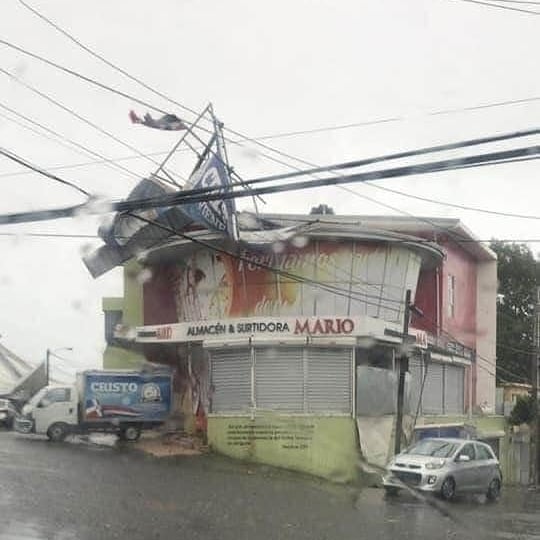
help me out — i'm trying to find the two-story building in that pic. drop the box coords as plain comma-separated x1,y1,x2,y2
102,213,501,482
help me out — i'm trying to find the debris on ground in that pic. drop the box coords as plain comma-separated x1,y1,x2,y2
135,432,208,457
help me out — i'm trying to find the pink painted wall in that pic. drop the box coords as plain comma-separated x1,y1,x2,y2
411,268,439,336
440,241,477,350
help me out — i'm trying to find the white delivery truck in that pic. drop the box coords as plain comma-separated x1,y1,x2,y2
15,369,172,442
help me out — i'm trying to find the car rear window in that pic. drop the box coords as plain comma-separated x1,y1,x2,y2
407,439,459,458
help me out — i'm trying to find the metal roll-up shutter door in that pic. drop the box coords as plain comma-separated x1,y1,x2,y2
255,347,304,412
422,361,444,414
408,356,423,415
307,347,352,413
444,364,465,414
210,348,252,413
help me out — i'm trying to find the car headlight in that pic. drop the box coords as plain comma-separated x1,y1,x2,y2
425,459,446,470
0,412,6,420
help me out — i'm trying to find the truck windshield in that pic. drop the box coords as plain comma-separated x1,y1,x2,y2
27,388,49,408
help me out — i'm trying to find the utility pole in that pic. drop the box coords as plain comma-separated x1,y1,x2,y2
46,348,50,386
531,287,540,487
395,289,412,455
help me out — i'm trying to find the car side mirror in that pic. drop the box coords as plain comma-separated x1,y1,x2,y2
457,454,470,462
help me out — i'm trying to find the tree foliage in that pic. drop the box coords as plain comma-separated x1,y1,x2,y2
489,241,540,384
509,394,536,426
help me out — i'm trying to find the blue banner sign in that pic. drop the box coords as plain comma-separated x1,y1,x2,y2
82,371,172,422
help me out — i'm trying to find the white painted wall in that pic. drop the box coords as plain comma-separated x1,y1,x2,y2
475,260,497,411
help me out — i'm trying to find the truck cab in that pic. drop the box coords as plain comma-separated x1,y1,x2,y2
19,385,78,440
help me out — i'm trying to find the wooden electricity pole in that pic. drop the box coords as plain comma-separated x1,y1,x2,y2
395,289,412,455
531,287,540,486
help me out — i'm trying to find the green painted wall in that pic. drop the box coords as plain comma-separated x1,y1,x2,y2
123,260,144,327
102,345,146,370
101,261,145,370
208,414,359,483
102,297,124,312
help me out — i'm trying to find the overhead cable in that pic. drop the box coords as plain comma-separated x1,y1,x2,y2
0,100,149,182
0,145,537,225
450,0,540,14
1,34,539,176
0,67,182,187
240,127,540,185
0,147,89,197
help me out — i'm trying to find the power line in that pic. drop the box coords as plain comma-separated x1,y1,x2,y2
0,67,182,187
16,0,540,176
417,311,530,383
124,146,540,212
0,108,92,161
2,19,539,224
216,125,540,251
490,0,540,5
5,230,540,244
0,145,537,225
0,100,148,182
0,149,170,178
0,147,90,196
497,342,534,356
450,0,540,14
429,96,540,115
2,30,539,179
360,159,540,221
0,19,538,249
0,107,181,185
242,128,540,185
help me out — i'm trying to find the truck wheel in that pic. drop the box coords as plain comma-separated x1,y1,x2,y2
47,423,69,442
120,425,141,442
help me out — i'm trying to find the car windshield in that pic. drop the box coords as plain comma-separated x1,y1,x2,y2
406,440,459,458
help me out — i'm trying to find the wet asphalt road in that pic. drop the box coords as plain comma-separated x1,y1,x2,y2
1,429,540,540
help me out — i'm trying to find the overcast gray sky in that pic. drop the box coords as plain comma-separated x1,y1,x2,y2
0,0,538,376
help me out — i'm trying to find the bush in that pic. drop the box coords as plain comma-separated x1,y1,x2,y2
509,394,537,426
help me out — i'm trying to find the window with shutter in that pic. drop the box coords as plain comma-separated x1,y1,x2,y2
306,347,352,413
210,348,252,413
422,361,444,414
444,364,465,414
254,347,304,412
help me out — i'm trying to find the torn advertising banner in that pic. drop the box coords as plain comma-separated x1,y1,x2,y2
183,152,237,240
83,157,237,277
83,177,193,278
129,110,187,131
83,117,239,278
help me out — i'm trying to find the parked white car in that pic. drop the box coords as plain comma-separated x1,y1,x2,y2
383,438,502,501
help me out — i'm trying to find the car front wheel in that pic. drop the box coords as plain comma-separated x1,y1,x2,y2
440,477,456,501
486,478,501,501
